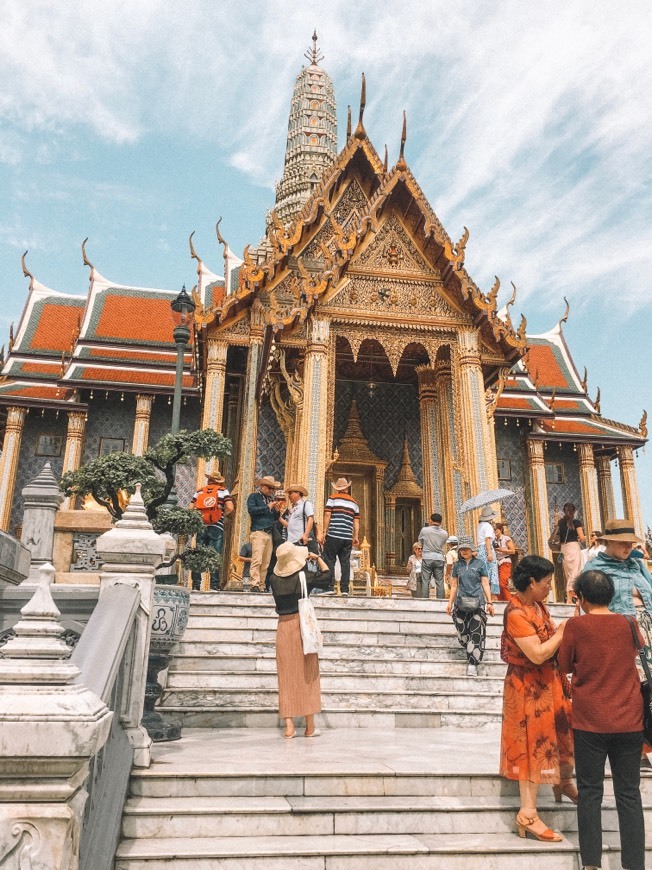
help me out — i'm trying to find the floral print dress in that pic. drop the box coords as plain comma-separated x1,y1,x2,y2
500,596,573,783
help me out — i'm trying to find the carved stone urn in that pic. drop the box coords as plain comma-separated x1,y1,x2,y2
141,577,190,742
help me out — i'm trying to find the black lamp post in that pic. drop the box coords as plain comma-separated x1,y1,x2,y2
170,285,195,435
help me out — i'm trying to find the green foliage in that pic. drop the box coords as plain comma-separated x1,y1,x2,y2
179,544,222,575
153,506,205,538
61,452,161,518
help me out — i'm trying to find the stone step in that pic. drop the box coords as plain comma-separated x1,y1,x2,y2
170,655,509,676
161,686,502,713
160,708,501,729
185,614,508,635
114,831,644,869
180,627,506,647
121,792,651,839
174,638,506,658
164,670,507,695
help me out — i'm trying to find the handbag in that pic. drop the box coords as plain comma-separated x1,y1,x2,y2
298,570,323,655
302,502,320,571
456,594,481,613
626,617,652,745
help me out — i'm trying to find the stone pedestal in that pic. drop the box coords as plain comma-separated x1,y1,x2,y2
20,462,64,585
0,563,112,869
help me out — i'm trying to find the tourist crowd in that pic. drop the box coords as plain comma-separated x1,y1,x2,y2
190,472,651,869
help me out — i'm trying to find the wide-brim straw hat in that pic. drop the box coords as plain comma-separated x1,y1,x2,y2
286,483,308,497
479,506,497,521
446,535,459,544
598,519,640,544
255,475,281,489
457,535,477,551
274,541,310,577
332,477,352,491
205,472,225,483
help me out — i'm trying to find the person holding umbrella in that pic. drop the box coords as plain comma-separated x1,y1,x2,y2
477,505,500,598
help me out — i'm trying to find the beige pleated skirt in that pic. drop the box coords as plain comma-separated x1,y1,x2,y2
276,613,321,718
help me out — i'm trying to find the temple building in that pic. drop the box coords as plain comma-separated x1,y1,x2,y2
0,37,647,586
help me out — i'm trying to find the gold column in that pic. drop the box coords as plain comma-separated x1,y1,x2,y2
526,438,550,558
61,410,87,510
578,443,601,538
132,394,154,457
595,454,616,527
384,495,396,574
374,467,386,570
295,319,331,515
434,360,458,534
416,366,440,520
618,445,645,540
0,406,27,531
456,329,497,520
228,316,264,589
196,338,229,485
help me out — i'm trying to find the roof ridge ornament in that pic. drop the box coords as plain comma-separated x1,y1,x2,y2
304,29,323,66
383,145,388,173
355,73,366,139
397,111,407,170
81,237,95,277
639,410,648,439
21,250,35,292
581,366,588,393
189,230,201,266
559,295,570,327
346,105,352,139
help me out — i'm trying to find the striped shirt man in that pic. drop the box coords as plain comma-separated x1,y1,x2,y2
323,493,360,541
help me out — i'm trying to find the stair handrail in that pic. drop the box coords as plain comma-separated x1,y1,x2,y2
71,582,141,870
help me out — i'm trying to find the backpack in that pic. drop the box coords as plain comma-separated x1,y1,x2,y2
194,485,223,525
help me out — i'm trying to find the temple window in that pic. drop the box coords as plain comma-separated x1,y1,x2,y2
545,461,565,484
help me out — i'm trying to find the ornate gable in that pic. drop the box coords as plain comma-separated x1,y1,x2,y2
351,213,437,277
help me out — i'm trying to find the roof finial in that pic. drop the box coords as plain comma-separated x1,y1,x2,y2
215,217,230,262
81,237,94,275
304,30,323,66
581,366,588,392
383,144,388,173
559,295,570,326
397,111,407,170
189,230,200,263
639,409,648,439
355,73,366,139
506,281,517,310
21,250,35,291
594,386,601,414
346,105,352,140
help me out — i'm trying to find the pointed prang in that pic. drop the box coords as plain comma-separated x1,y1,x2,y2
397,111,407,170
346,105,352,139
304,29,324,66
354,73,366,139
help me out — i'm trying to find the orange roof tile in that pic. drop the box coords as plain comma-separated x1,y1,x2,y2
94,296,194,345
30,303,80,353
526,344,568,389
70,366,195,388
86,347,179,364
0,385,66,400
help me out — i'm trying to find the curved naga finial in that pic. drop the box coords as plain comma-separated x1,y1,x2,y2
189,230,200,264
346,105,352,140
355,73,366,138
559,295,570,326
506,281,517,311
487,276,500,308
516,313,527,343
21,250,35,290
215,217,229,259
383,144,388,173
594,386,601,414
639,409,648,439
81,237,94,273
397,111,407,169
581,366,588,393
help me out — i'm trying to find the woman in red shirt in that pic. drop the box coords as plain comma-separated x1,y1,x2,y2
558,569,645,870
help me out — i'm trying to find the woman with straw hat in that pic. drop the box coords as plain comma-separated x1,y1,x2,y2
269,541,331,738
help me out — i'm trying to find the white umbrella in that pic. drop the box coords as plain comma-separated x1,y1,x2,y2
460,488,515,514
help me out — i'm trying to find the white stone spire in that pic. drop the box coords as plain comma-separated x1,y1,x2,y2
273,31,338,227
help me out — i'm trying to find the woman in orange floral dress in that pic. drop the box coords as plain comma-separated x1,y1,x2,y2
500,555,575,843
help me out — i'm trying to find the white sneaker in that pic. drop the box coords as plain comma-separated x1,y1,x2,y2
466,663,478,677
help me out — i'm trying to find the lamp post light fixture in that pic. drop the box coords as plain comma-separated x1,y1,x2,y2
170,285,195,435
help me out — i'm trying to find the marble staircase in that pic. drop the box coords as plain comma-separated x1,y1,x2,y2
115,728,652,869
160,592,518,729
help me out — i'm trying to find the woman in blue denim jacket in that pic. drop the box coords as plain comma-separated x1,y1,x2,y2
583,518,652,654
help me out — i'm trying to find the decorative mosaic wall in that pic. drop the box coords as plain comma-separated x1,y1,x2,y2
494,419,528,551
543,441,582,531
147,397,201,506
255,399,287,484
334,381,423,490
10,409,68,532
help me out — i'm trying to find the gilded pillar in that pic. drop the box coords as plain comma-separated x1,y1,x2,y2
384,496,396,574
456,330,497,524
526,438,550,558
578,443,601,538
132,394,154,457
223,380,241,485
229,315,264,584
196,338,229,485
374,467,386,570
0,406,27,531
434,360,458,533
61,411,87,511
294,319,331,514
618,445,645,540
416,366,440,520
595,454,616,527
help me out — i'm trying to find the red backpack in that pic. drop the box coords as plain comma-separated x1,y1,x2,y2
194,486,223,525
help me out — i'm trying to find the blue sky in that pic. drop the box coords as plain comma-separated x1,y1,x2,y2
1,1,651,527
